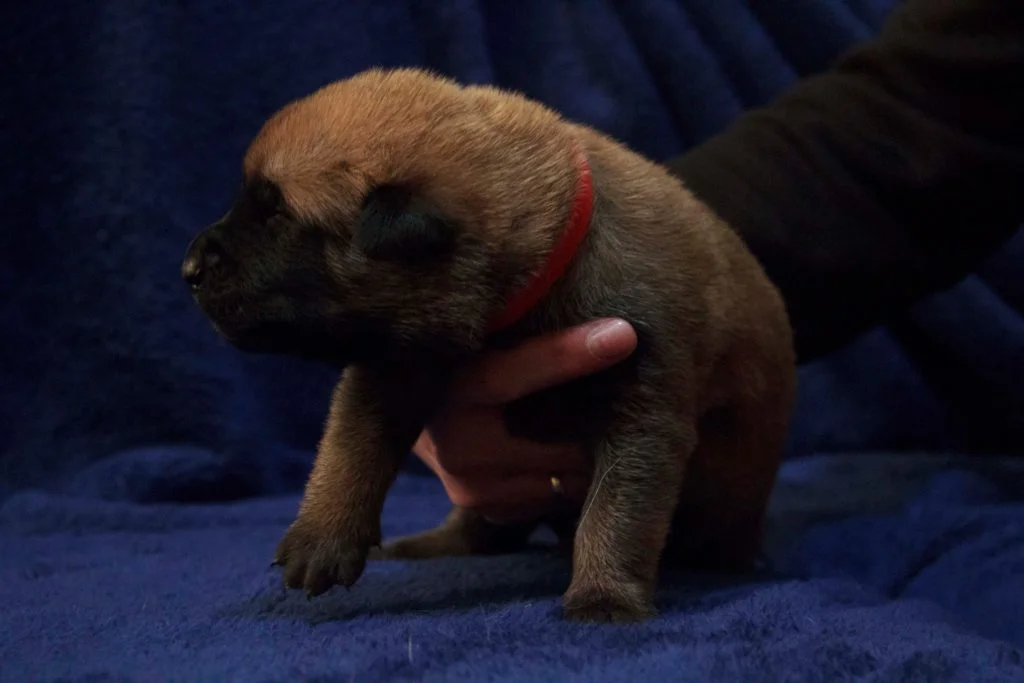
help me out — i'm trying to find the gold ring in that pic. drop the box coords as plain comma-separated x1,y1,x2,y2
550,475,565,496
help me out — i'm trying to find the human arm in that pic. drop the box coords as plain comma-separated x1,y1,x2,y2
666,0,1024,362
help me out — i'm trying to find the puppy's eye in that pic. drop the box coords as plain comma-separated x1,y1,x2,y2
265,212,288,229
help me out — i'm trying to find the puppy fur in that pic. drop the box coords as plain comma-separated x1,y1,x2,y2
182,68,797,622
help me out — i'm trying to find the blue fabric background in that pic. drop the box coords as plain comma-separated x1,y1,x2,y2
3,0,1024,680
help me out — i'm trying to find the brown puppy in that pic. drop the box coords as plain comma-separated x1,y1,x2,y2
182,68,796,622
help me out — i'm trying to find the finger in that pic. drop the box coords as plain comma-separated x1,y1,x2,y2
411,430,438,468
450,318,637,406
416,410,588,476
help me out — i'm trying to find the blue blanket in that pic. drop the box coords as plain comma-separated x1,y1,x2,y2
4,0,1024,680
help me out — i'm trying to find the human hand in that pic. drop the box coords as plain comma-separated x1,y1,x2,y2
413,318,638,522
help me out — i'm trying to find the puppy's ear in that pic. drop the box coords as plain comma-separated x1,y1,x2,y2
356,184,459,263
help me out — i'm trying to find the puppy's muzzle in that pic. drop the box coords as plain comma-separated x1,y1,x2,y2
181,230,224,290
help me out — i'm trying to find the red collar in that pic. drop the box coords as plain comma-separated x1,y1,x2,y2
487,146,594,332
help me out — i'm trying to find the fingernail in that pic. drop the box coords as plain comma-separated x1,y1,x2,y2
585,319,635,360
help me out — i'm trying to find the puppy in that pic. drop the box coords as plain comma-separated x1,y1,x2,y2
182,68,796,622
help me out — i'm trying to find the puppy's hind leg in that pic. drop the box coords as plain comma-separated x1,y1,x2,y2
664,346,796,573
561,375,694,623
372,506,537,560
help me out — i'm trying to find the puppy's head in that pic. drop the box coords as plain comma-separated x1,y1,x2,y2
183,68,580,365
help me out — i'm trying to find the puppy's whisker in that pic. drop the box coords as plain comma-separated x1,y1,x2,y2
577,449,625,530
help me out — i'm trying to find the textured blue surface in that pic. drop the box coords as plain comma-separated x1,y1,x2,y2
3,0,1024,680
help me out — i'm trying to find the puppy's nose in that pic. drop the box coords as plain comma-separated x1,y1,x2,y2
181,234,223,288
181,254,205,286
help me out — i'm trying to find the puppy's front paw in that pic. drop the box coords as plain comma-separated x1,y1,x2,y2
562,584,654,624
272,517,378,597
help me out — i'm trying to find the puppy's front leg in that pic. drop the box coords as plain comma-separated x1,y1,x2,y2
274,365,434,597
562,378,694,623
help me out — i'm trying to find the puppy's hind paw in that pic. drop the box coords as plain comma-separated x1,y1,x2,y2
368,528,473,561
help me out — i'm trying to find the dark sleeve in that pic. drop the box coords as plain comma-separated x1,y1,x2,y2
665,0,1024,363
